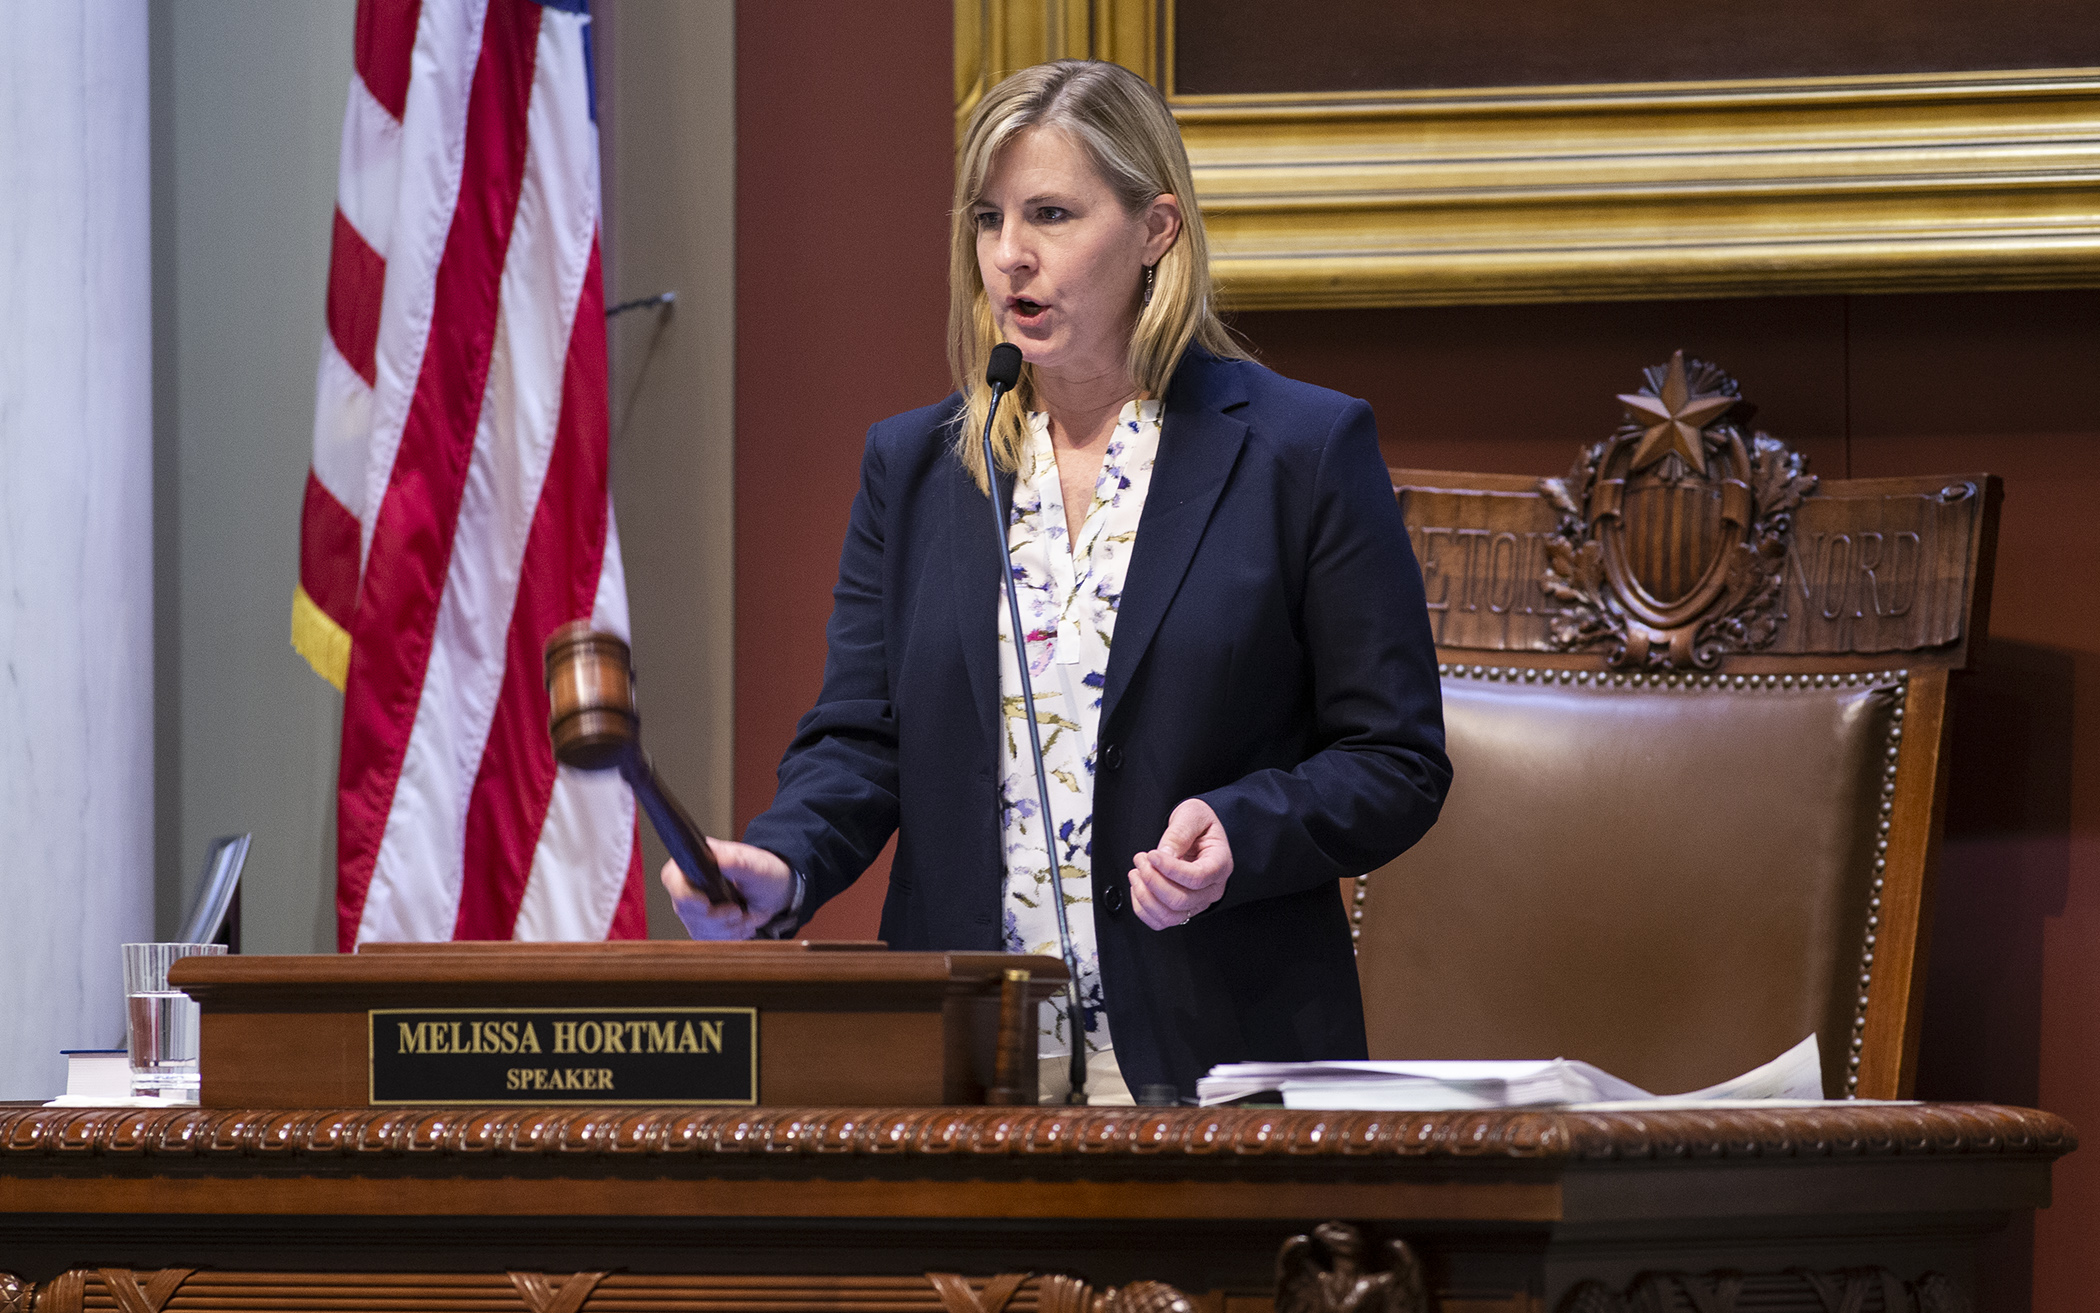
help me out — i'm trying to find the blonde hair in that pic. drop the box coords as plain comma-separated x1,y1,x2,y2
948,60,1243,489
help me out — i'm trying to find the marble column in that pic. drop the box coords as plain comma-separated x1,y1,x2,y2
0,1,155,1099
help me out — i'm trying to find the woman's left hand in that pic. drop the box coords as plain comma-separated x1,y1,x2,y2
1128,797,1233,930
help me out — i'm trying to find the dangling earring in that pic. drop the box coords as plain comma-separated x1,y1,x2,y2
1141,263,1156,308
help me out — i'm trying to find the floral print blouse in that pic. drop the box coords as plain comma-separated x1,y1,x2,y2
999,399,1162,1062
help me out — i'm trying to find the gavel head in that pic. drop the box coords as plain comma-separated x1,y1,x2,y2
543,621,638,771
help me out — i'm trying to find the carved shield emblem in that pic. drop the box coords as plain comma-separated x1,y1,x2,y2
1620,477,1723,606
1538,352,1818,668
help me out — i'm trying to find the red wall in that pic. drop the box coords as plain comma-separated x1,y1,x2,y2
733,0,957,936
733,3,2099,1299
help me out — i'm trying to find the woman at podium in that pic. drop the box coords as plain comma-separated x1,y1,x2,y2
663,60,1450,1104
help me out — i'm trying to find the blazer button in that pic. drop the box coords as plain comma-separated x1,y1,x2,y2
1100,742,1124,771
1101,885,1126,915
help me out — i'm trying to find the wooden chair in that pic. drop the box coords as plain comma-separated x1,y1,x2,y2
1355,352,1999,1100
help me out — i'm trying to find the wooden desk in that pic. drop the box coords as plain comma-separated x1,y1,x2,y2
0,1103,2073,1313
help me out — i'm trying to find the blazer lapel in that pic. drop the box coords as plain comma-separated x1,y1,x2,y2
950,458,1017,751
1100,353,1248,730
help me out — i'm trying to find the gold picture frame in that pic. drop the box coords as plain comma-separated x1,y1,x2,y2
957,0,2100,309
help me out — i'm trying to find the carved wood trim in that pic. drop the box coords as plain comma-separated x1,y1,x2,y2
1105,1283,1199,1313
0,1104,2071,1167
509,1270,607,1313
930,1271,1032,1313
0,1270,1183,1313
95,1268,193,1313
1556,1266,1971,1313
1263,1232,1978,1313
1534,354,1822,670
1393,356,1998,672
1276,1223,1427,1313
33,1270,81,1313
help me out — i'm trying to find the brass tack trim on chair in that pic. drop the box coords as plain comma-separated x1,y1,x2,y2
1360,663,1912,1097
1843,668,1911,1097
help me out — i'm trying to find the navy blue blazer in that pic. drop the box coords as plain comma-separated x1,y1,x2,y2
743,348,1451,1096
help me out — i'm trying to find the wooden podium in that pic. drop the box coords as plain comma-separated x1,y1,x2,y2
170,942,1068,1108
4,944,2055,1310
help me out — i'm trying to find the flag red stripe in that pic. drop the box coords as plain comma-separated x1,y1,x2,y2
354,0,423,120
453,240,610,939
299,471,363,626
608,834,648,939
326,208,386,387
336,0,544,949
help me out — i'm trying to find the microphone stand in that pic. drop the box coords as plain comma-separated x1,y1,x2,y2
980,351,1089,1105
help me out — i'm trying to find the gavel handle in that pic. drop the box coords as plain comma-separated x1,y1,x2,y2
619,749,748,914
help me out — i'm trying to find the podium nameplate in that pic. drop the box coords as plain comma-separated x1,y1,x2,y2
368,1007,758,1106
172,944,1069,1108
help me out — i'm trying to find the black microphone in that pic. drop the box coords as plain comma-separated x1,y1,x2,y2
979,342,1090,1105
986,341,1023,393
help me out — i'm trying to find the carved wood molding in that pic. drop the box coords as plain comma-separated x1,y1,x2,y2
1267,1225,1978,1313
0,1104,2070,1167
1537,353,1818,670
0,1270,1174,1313
1396,354,1996,670
1556,1266,1970,1313
1277,1223,1428,1313
511,1270,607,1313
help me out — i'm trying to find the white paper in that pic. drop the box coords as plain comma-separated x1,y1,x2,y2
61,1050,133,1099
1676,1033,1824,1100
1199,1034,1829,1109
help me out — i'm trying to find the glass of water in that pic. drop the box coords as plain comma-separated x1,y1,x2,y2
123,942,227,1099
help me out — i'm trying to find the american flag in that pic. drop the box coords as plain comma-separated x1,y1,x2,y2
294,0,646,948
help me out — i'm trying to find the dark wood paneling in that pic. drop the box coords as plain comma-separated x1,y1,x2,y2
1175,0,2100,94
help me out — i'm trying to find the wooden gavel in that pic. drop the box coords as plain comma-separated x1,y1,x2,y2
543,621,746,913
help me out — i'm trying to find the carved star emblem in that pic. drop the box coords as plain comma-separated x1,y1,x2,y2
1616,350,1734,477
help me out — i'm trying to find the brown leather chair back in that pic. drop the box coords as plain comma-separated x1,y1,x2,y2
1357,353,1999,1099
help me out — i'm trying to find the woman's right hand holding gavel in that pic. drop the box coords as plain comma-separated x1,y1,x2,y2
660,840,797,939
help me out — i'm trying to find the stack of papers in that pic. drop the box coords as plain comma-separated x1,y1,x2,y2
1198,1034,1827,1109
